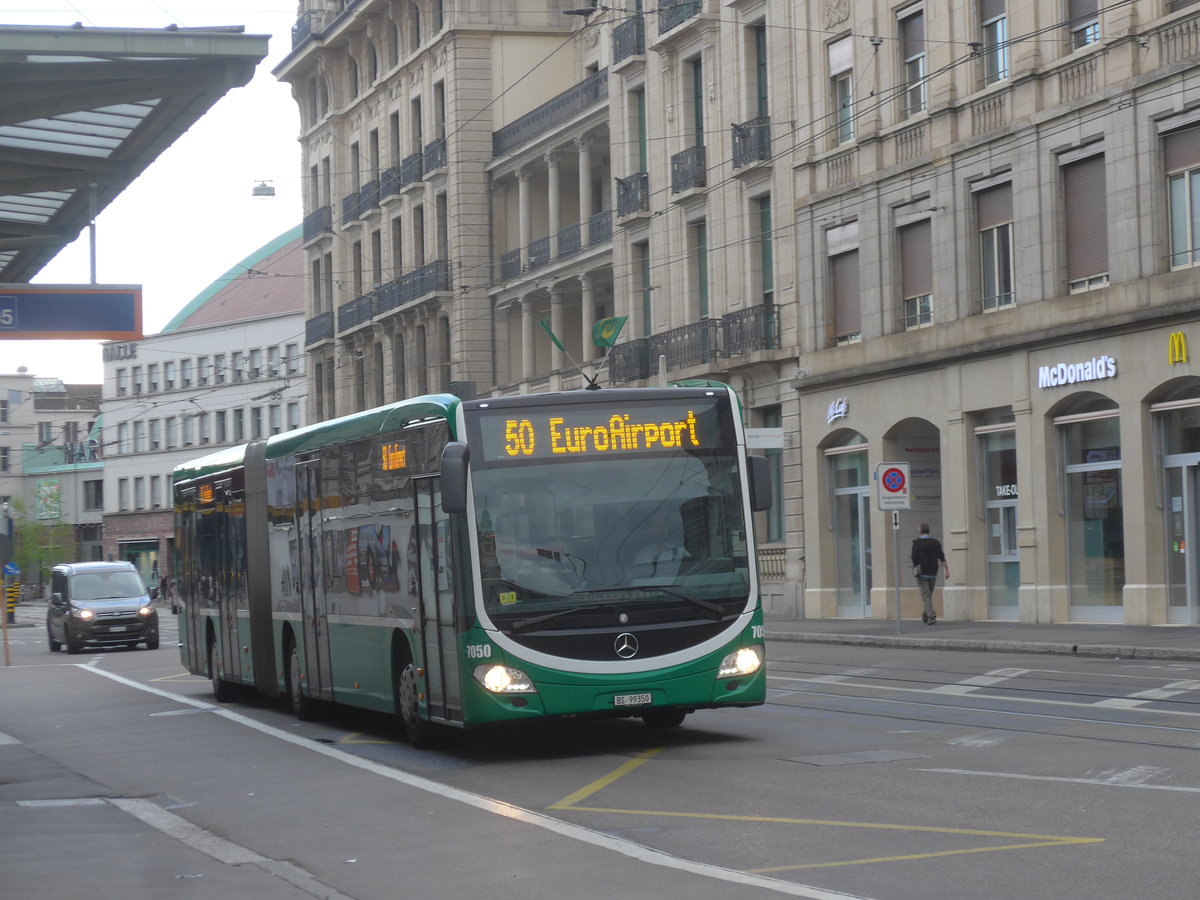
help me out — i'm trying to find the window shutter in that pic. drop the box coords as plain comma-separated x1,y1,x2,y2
900,219,933,298
900,11,925,59
1063,155,1108,280
828,36,853,75
831,250,861,337
976,183,1013,230
1164,126,1200,174
979,0,1005,22
1068,0,1097,24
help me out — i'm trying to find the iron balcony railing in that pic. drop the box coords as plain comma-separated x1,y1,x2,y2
612,14,645,63
617,172,650,216
588,209,613,244
341,191,360,224
723,303,778,356
492,69,608,157
658,0,702,34
306,311,334,345
376,259,453,313
359,179,380,214
603,303,777,383
303,205,331,241
671,144,706,193
290,0,364,49
423,137,447,173
401,152,424,186
732,116,771,168
337,293,376,332
381,166,402,198
500,249,521,280
528,236,551,270
557,222,582,258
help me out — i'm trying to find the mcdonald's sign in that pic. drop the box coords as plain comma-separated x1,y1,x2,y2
1169,331,1189,366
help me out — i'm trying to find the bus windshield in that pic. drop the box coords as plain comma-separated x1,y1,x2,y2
466,394,752,629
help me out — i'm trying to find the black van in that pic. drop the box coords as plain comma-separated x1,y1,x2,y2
47,561,160,653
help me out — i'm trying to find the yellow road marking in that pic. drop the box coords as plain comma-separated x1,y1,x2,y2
338,732,396,746
549,752,1103,872
547,748,665,809
150,673,207,683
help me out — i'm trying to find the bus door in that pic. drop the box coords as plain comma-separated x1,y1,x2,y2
415,476,462,723
214,480,241,685
177,488,206,673
295,457,333,701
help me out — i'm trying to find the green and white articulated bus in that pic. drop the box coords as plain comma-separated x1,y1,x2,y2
173,385,771,745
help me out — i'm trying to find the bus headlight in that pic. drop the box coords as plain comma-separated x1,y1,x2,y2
474,664,537,694
717,645,763,678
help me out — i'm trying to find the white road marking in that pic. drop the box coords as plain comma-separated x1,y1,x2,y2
79,665,873,900
917,768,1200,793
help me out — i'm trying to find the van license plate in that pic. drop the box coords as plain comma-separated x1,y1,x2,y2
108,625,127,633
614,692,651,707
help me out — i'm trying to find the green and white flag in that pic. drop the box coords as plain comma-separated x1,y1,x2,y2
591,315,627,348
538,318,565,351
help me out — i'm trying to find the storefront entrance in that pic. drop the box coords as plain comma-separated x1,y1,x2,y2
1164,460,1200,624
831,449,871,617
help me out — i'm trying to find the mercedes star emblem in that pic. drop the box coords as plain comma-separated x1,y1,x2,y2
614,632,639,659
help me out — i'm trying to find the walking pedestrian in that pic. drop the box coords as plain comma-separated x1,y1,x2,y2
911,523,949,625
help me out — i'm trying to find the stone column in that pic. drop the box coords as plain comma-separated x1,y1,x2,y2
521,295,536,381
546,150,561,258
580,272,597,363
577,136,593,235
550,283,566,372
518,167,532,271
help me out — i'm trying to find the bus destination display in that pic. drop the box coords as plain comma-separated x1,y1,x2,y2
474,400,724,462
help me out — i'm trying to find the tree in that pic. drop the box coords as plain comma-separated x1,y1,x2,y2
8,499,76,592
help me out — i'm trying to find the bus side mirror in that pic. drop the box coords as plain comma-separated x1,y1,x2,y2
441,442,470,514
748,455,772,512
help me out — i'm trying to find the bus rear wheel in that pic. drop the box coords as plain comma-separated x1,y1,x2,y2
208,641,237,703
397,663,435,749
287,643,318,721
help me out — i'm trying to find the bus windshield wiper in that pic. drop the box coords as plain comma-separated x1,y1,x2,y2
507,603,610,633
570,586,728,620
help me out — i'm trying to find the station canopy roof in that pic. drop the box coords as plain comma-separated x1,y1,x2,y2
0,23,269,284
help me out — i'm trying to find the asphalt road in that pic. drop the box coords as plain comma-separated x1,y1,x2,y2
3,615,1199,899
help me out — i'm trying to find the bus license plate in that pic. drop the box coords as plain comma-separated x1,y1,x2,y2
614,692,652,707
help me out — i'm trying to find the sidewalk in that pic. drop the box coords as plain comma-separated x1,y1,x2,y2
765,614,1200,661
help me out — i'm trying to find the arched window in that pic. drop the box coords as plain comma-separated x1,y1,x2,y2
348,56,360,100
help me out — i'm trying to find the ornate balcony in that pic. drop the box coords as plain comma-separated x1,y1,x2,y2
492,69,608,157
423,137,447,174
359,179,380,214
375,259,453,313
612,14,645,64
670,145,706,193
651,319,720,369
557,222,582,258
617,172,649,217
338,293,376,332
401,152,424,186
381,166,402,199
608,338,651,382
303,205,331,242
528,236,551,270
658,0,701,35
732,116,771,169
305,311,334,345
588,209,613,244
723,303,777,356
341,191,360,224
500,249,521,280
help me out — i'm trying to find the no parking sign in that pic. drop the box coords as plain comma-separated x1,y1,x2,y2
876,462,911,511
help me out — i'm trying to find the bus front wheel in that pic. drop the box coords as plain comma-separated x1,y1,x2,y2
642,709,688,729
397,663,436,749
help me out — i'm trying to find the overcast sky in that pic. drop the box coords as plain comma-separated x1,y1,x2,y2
3,1,303,385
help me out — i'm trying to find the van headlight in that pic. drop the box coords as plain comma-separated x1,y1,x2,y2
138,604,155,617
473,664,536,694
71,606,95,620
718,645,763,678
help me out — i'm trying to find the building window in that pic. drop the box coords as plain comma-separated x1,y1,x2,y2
233,352,246,382
1063,154,1109,291
118,423,130,454
828,222,861,344
181,358,192,387
233,408,244,443
268,345,281,376
0,447,8,472
900,219,933,328
116,368,127,397
760,406,784,542
354,354,367,411
118,478,129,511
182,416,194,446
315,363,326,421
270,405,282,435
216,410,227,444
198,412,210,444
1068,0,1099,49
249,348,262,379
131,366,143,394
133,421,146,453
84,479,103,510
287,402,300,432
38,421,53,444
165,417,178,449
980,0,1008,84
286,343,300,374
150,475,160,509
754,195,774,308
147,364,158,392
828,36,854,145
214,354,226,384
1167,126,1200,269
149,419,160,450
899,8,926,117
164,361,175,389
197,356,210,385
977,183,1014,311
251,406,263,440
689,219,709,318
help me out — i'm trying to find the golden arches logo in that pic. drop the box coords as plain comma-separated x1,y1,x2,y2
1169,331,1189,366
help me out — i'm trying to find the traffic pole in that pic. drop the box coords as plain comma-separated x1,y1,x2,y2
1,573,9,667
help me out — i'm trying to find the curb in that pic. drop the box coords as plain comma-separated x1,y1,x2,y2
765,630,1200,662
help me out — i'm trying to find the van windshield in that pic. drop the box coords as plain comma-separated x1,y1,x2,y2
71,572,146,601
